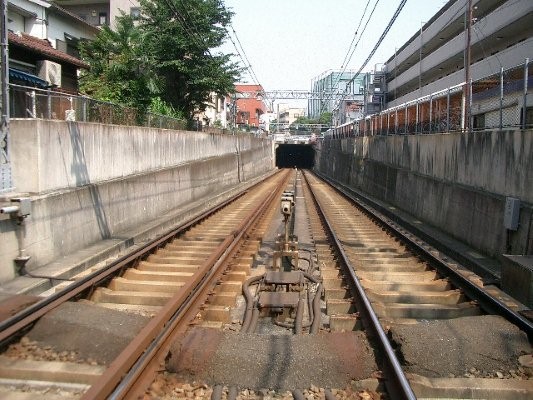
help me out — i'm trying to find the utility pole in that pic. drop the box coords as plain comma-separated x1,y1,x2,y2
0,0,12,191
463,0,473,132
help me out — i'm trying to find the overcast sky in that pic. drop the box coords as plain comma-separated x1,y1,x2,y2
219,0,448,95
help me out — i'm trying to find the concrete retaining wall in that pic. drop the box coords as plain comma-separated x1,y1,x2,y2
9,119,264,193
315,129,533,259
0,120,274,283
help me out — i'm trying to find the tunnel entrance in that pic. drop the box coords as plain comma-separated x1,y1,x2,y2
275,144,315,169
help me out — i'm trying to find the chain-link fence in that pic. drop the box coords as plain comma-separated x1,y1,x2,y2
9,84,187,130
327,59,532,138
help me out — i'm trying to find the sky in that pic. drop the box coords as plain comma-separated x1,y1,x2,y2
219,0,448,104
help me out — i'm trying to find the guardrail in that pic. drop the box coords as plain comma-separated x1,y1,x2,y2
9,84,187,130
327,59,532,138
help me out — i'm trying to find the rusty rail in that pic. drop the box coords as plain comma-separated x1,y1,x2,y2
81,170,291,400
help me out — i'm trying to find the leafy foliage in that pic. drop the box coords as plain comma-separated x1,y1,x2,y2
293,112,333,126
80,0,241,120
79,15,154,110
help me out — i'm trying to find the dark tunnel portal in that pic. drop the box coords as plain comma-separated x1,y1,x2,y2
275,144,315,169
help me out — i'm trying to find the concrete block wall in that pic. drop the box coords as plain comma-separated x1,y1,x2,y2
316,129,533,259
0,120,274,283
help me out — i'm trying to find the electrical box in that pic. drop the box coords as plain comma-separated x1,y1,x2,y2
504,197,520,231
12,197,31,217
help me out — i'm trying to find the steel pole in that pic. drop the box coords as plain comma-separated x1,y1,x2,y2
523,58,529,129
0,0,12,191
463,0,473,132
499,67,504,130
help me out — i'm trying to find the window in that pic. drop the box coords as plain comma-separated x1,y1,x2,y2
64,34,80,58
130,7,141,19
472,113,485,130
99,12,107,26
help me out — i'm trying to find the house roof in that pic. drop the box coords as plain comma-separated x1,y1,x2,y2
49,3,101,34
9,31,89,68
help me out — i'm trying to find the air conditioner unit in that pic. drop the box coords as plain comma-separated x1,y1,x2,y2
37,60,61,87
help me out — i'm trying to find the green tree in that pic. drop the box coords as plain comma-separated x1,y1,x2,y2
79,14,154,110
79,1,240,121
139,0,241,119
318,112,333,125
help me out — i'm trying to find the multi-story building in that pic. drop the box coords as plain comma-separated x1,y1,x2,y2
385,0,533,108
7,0,99,91
278,106,305,126
53,0,139,28
228,84,267,129
197,92,227,128
308,70,365,124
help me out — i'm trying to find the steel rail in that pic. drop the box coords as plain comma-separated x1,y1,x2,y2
316,172,533,341
0,191,248,346
82,170,291,400
303,171,416,400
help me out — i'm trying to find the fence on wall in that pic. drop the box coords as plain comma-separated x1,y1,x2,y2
328,59,533,138
9,84,187,130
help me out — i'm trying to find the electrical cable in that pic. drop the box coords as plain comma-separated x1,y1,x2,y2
340,0,372,69
334,0,409,112
317,0,380,117
229,23,261,86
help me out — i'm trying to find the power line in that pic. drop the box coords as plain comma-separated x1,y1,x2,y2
334,0,409,112
224,28,257,85
317,0,380,117
228,23,261,86
340,0,372,69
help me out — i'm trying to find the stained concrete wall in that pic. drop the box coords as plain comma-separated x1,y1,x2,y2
9,119,263,194
0,120,274,283
315,129,533,259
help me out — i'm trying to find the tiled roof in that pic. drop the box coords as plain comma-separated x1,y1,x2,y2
8,31,89,68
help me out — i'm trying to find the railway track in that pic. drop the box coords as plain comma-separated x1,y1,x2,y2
302,171,533,399
0,169,530,399
0,170,291,399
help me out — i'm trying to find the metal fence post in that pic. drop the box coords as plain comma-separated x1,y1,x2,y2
405,104,408,133
429,95,433,133
30,90,36,117
523,58,529,129
468,79,473,132
499,67,504,130
415,101,419,134
47,88,51,119
446,89,450,132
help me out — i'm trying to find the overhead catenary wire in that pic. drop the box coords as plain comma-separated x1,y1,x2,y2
224,28,259,85
334,0,409,112
228,23,261,86
318,0,380,117
223,24,271,108
340,0,372,69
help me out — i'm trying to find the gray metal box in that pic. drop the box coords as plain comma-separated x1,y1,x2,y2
504,197,520,231
12,197,31,217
